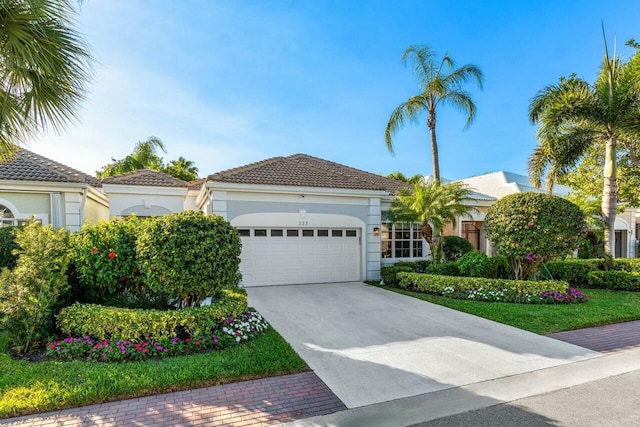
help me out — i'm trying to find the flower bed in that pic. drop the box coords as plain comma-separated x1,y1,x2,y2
46,311,269,362
397,272,587,304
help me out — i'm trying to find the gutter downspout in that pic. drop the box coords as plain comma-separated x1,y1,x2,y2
208,189,214,214
79,186,88,226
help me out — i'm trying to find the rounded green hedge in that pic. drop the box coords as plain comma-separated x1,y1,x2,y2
443,235,473,261
136,211,242,307
56,288,248,342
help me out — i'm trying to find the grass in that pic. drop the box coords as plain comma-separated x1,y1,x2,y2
0,328,307,419
369,283,640,335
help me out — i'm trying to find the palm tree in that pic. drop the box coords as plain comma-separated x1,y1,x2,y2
163,156,199,181
528,35,640,257
97,137,166,178
0,0,92,161
387,171,423,184
389,181,475,263
385,45,484,182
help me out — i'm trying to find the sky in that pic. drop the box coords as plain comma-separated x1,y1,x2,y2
30,0,640,181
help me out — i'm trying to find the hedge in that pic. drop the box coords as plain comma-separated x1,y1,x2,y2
57,288,248,342
0,226,19,269
381,266,415,286
397,272,568,295
543,259,604,287
587,270,640,291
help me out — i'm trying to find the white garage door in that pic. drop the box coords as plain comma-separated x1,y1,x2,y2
238,228,361,287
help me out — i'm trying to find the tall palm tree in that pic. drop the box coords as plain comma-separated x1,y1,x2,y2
389,181,475,263
529,34,640,257
0,0,92,161
97,137,166,178
385,45,483,182
164,156,199,181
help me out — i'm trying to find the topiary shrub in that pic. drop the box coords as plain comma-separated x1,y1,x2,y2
457,251,493,278
381,265,415,286
137,211,242,307
0,222,70,353
70,216,145,301
0,226,19,269
484,193,587,280
443,235,473,261
57,288,248,342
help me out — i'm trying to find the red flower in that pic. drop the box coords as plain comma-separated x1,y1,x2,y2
185,338,190,343
108,252,117,259
142,349,147,353
194,340,200,346
91,247,98,255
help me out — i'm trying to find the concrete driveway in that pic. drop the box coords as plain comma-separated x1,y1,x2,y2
248,282,600,409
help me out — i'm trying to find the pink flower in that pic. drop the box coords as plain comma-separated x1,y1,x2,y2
527,221,534,227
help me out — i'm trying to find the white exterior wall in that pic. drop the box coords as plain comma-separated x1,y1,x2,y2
102,185,187,217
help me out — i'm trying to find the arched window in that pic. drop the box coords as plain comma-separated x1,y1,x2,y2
0,204,15,227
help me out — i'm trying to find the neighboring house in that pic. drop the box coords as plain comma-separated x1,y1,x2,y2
0,149,109,230
101,169,192,217
455,171,637,258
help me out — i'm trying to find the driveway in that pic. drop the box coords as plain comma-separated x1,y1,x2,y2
248,282,600,409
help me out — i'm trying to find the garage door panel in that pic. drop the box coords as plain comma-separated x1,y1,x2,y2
240,228,361,286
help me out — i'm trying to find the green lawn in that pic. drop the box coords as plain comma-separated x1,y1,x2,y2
370,283,640,334
0,328,307,419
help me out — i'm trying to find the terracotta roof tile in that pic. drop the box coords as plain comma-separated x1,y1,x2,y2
187,178,207,191
207,154,411,194
101,169,188,187
0,148,101,187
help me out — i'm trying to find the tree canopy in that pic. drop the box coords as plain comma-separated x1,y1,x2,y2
97,137,199,181
0,0,93,161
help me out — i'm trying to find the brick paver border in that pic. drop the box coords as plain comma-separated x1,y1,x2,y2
546,319,640,353
1,371,346,427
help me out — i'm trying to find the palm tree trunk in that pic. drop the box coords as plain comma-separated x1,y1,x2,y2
602,137,617,258
427,111,440,182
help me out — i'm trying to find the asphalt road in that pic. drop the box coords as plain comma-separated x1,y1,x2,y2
415,369,640,427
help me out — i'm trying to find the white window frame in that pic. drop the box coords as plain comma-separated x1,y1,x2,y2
381,221,426,260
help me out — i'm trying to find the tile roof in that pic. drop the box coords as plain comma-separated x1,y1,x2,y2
0,148,101,187
187,178,207,191
101,169,188,188
207,154,412,194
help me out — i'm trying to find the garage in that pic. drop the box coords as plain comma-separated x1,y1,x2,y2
238,227,361,287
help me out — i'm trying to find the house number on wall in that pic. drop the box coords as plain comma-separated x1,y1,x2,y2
298,221,309,226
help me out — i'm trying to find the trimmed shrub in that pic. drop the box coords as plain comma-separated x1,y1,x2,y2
457,251,493,278
587,270,640,291
137,211,242,307
543,259,604,287
397,272,568,295
612,259,640,272
381,265,415,285
57,288,248,342
0,226,19,269
484,193,587,279
70,216,145,301
0,222,70,353
443,236,473,261
425,261,460,276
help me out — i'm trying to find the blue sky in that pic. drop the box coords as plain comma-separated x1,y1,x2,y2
32,1,640,180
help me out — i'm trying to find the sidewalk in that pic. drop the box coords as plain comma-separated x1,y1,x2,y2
546,319,640,353
0,372,345,427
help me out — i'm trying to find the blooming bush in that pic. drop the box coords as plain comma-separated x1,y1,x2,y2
483,193,587,280
442,286,588,304
46,311,269,361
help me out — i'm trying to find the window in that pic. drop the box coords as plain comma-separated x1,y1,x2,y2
346,230,357,237
238,229,250,237
271,229,283,237
332,230,343,237
287,229,299,237
302,230,314,237
318,229,329,237
254,229,267,237
0,204,15,227
381,222,424,258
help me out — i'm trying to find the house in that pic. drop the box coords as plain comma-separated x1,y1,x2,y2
0,149,109,230
454,171,637,258
101,169,193,217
